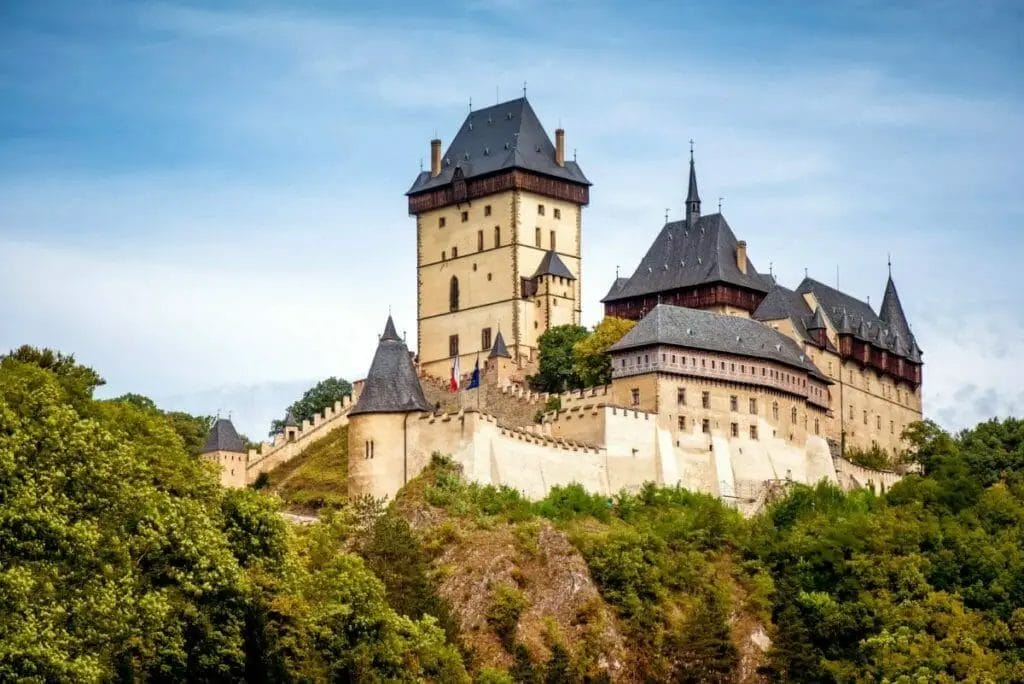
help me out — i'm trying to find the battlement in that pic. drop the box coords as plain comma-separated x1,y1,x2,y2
244,394,356,479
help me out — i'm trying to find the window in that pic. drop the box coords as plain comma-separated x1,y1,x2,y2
631,388,640,406
477,230,484,251
442,250,447,261
772,401,779,420
365,440,375,459
449,276,460,311
494,225,501,247
730,395,738,412
677,388,686,405
749,398,757,414
702,419,710,434
535,227,541,247
481,327,492,351
678,416,686,430
484,205,492,216
750,425,758,440
702,391,710,409
452,246,458,258
791,407,798,423
554,207,561,219
644,354,649,364
461,210,468,222
449,334,459,357
731,363,735,371
439,217,446,228
863,410,868,425
731,423,739,437
877,415,882,429
538,204,545,216
672,354,676,363
890,420,895,434
550,230,556,250
712,360,716,369
814,419,820,435
487,273,492,281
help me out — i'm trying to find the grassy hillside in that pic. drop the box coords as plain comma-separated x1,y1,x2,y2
266,424,348,510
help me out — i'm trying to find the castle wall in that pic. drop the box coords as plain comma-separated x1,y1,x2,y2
833,454,905,492
244,396,354,482
204,450,248,489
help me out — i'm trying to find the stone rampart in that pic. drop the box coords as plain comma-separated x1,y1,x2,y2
245,394,355,480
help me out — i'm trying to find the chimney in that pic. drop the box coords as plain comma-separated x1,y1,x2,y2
430,138,442,177
736,240,748,274
555,128,565,167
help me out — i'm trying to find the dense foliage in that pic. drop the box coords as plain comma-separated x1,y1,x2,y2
270,376,353,435
571,317,636,387
533,318,634,393
3,345,1023,681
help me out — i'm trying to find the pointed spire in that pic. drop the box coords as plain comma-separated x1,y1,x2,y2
283,409,299,428
381,314,401,342
686,140,701,226
807,307,826,331
489,330,511,358
879,272,915,357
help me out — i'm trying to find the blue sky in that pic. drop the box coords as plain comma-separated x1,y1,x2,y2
1,0,1022,438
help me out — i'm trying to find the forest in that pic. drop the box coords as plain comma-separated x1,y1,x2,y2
1,346,1022,682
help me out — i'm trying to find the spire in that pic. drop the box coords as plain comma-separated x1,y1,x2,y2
349,315,431,416
283,409,299,428
879,274,914,351
488,330,511,358
686,139,701,226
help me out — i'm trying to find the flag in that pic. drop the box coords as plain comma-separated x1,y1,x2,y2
468,356,480,389
449,355,461,392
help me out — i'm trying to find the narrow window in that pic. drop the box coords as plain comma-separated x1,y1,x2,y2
730,395,738,412
461,210,468,222
731,423,739,438
550,230,556,250
452,246,458,258
487,273,492,281
481,327,492,351
631,388,640,406
535,227,541,247
538,204,545,216
772,401,779,420
749,398,757,414
791,407,798,423
477,230,484,251
449,276,460,311
702,419,710,434
494,225,501,247
677,388,686,405
439,216,446,228
750,425,758,440
890,420,895,434
442,250,447,261
678,416,686,430
484,204,492,216
863,410,868,425
553,207,561,219
449,334,459,357
877,415,882,429
702,391,710,409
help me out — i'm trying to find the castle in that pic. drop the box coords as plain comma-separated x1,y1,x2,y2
202,97,923,512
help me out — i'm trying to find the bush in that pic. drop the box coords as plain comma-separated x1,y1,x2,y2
535,484,612,522
845,444,893,470
487,583,529,650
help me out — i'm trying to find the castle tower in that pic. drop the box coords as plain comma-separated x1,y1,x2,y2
347,315,432,500
200,417,248,488
407,97,591,379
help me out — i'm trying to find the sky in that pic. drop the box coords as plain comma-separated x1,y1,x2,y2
1,0,1022,439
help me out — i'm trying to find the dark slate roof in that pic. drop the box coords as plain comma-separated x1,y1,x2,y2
349,316,432,416
407,97,589,195
807,307,826,330
753,284,838,352
879,276,913,345
797,277,921,362
283,409,299,428
602,277,630,302
489,330,511,358
686,155,700,204
532,250,575,280
609,304,830,382
604,214,770,302
201,418,246,454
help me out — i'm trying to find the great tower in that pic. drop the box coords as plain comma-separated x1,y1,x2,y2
407,97,590,380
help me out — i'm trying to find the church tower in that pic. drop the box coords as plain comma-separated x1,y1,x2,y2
407,97,590,380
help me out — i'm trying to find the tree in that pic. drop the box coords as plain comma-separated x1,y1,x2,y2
572,317,635,387
3,345,104,412
270,376,352,434
533,325,588,393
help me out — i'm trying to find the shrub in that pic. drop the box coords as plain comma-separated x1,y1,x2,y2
535,483,612,522
487,583,529,650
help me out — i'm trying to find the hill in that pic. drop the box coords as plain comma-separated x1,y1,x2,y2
264,424,348,511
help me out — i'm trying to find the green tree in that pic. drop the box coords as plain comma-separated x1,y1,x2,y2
533,325,588,393
571,316,635,387
270,376,353,434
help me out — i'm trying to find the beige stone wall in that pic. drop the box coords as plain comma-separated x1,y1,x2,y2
415,189,582,379
244,395,355,482
347,412,412,500
204,450,248,489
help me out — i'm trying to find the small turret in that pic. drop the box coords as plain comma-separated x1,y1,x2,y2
685,143,701,227
806,307,828,347
201,418,248,488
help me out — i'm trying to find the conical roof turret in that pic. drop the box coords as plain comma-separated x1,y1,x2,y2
349,315,431,416
879,275,913,344
489,330,511,358
283,409,299,428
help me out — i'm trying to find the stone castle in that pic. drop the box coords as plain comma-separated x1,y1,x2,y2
202,97,923,512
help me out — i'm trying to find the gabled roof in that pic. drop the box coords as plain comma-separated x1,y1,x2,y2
349,316,432,416
532,250,575,280
601,277,630,302
753,284,837,351
609,304,829,382
489,330,511,358
605,214,770,302
407,97,589,195
201,418,246,454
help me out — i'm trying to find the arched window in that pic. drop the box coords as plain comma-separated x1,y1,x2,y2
450,276,460,311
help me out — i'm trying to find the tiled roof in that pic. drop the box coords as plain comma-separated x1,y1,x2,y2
201,418,246,454
604,214,770,302
407,97,589,195
601,277,630,302
609,304,829,382
283,409,299,428
489,330,511,358
532,250,575,280
753,284,837,352
349,315,432,416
